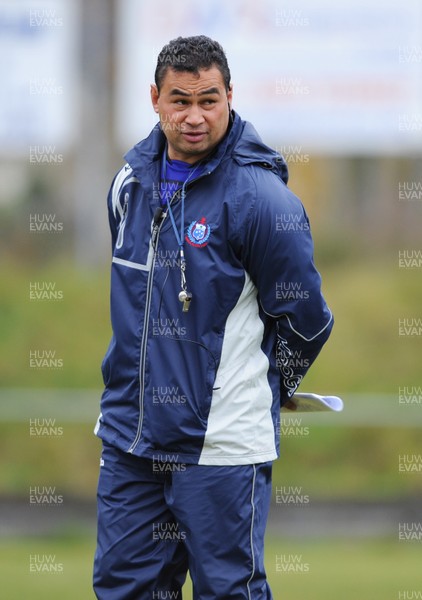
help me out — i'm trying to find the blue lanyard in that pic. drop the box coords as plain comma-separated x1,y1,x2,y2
160,147,202,310
161,155,186,256
161,149,204,255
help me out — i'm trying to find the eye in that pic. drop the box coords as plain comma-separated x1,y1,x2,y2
175,99,188,106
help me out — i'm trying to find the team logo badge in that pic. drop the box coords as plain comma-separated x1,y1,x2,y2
185,217,211,248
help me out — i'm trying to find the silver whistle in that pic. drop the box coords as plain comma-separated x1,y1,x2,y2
178,290,192,312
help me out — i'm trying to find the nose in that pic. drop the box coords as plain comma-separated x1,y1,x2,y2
185,103,205,128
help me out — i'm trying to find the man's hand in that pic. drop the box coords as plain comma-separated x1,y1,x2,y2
282,399,297,411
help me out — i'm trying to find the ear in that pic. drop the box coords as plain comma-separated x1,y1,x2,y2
227,84,233,110
150,84,160,113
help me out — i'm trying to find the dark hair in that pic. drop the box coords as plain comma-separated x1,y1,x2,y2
155,35,231,92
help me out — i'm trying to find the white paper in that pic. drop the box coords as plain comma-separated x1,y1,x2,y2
282,393,344,412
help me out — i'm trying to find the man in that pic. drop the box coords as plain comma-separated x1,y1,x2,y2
94,35,333,599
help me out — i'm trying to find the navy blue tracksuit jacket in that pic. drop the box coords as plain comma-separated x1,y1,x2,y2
95,111,333,466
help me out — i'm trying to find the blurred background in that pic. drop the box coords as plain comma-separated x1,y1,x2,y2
0,0,421,598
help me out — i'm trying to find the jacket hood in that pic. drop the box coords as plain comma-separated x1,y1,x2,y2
230,116,289,184
124,111,289,185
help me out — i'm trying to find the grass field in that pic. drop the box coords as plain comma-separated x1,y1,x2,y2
1,534,420,599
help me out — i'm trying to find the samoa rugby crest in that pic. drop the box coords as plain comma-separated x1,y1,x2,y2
185,217,211,248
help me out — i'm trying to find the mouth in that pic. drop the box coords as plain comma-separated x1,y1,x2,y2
181,131,207,143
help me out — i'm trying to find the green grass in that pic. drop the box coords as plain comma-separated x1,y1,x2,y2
276,424,422,501
1,534,420,599
303,256,422,394
0,423,101,497
0,534,96,600
0,260,110,388
265,536,422,600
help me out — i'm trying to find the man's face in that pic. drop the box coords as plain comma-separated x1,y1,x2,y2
151,66,233,164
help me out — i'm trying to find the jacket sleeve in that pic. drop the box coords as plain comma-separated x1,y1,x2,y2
239,168,333,403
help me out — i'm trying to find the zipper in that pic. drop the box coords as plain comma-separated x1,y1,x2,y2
127,199,172,454
127,172,210,454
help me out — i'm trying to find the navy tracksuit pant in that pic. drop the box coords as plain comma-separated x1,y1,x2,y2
93,442,274,599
